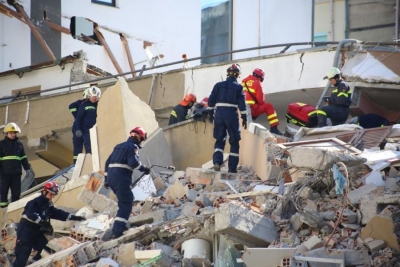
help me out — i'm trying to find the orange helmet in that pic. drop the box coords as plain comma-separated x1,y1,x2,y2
179,93,197,106
43,181,59,195
130,127,147,141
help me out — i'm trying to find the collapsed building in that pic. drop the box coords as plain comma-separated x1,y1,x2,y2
1,76,400,267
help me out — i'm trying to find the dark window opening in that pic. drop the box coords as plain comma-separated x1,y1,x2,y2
91,0,116,7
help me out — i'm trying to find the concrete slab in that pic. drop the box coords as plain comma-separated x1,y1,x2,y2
304,248,346,267
242,248,296,267
347,183,378,205
359,194,400,224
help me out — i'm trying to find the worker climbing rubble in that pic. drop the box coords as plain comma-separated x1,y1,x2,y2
241,68,283,135
208,63,247,173
102,126,150,241
13,181,85,266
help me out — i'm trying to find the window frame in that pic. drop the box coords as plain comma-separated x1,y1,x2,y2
91,0,116,7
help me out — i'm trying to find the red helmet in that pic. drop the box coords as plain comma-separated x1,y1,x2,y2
130,127,147,141
200,97,209,107
253,68,265,82
227,63,241,75
180,93,197,106
43,181,59,195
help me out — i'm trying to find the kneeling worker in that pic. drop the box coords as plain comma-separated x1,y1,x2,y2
168,93,197,125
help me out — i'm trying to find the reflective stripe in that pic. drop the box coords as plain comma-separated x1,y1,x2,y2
135,164,142,170
267,113,277,119
214,148,223,153
73,156,78,159
245,100,255,105
170,110,177,118
114,217,129,223
332,89,338,93
229,153,239,157
208,107,215,110
308,111,317,116
0,201,9,207
70,108,77,112
240,110,247,115
85,106,96,110
216,103,238,108
0,155,26,161
337,92,348,97
317,110,327,116
290,118,305,126
269,119,279,125
296,103,306,106
108,163,133,171
243,87,256,93
22,214,40,224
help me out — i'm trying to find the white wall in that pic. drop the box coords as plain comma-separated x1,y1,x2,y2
0,0,31,72
233,0,313,59
61,0,201,76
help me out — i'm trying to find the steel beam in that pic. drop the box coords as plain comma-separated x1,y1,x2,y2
120,33,136,77
94,28,124,77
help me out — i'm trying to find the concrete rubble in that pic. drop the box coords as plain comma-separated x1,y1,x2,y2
2,80,400,266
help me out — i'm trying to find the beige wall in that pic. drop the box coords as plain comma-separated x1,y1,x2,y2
314,0,346,41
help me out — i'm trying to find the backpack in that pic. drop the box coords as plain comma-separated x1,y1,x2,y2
286,102,318,127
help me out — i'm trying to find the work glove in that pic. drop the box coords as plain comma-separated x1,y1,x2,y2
70,215,86,221
241,114,247,130
26,169,35,178
323,96,330,102
39,221,54,235
75,130,82,138
208,110,214,124
143,166,151,175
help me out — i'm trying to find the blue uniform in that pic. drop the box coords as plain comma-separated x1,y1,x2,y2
69,99,85,163
105,137,147,237
75,100,98,154
14,194,71,266
317,80,351,127
208,76,247,171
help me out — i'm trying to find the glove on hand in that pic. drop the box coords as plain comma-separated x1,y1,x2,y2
143,166,151,175
70,215,86,221
75,130,82,138
39,221,54,235
208,110,214,124
26,169,35,178
241,114,247,130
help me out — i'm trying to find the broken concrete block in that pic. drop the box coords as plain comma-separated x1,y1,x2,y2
102,225,152,250
290,213,304,232
78,188,118,216
299,208,320,229
359,194,400,224
299,187,312,199
339,209,357,224
361,215,399,252
47,236,80,252
195,194,212,207
128,209,180,225
148,242,173,255
384,178,400,192
215,202,278,247
140,200,154,214
303,235,323,250
181,202,200,216
134,250,172,267
366,239,386,252
96,258,119,267
116,242,137,266
186,189,198,201
0,234,16,253
242,247,297,267
347,183,378,205
379,205,400,219
286,146,366,171
186,168,217,185
163,183,187,199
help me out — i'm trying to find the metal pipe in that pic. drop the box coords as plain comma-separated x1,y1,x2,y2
315,39,359,108
345,0,349,38
330,0,335,41
396,0,399,43
311,0,315,43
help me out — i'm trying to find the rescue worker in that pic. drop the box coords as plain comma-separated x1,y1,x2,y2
242,68,283,135
102,127,150,241
348,113,389,128
191,97,209,121
208,63,247,173
13,181,85,266
69,88,89,164
317,67,352,127
75,86,101,154
0,123,34,207
168,93,197,125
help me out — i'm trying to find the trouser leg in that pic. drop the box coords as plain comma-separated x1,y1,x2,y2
82,131,92,154
14,240,33,267
0,175,11,207
212,118,227,165
10,174,21,202
225,114,241,171
110,179,133,237
72,127,84,163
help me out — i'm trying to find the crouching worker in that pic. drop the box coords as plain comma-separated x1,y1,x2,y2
13,182,86,266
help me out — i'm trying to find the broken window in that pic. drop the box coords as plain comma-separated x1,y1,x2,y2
91,0,116,7
201,0,232,64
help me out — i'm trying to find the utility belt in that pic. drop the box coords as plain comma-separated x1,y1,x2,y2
20,217,41,229
108,163,134,171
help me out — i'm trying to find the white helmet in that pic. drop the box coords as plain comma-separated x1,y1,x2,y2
324,67,341,80
82,88,89,99
87,86,101,99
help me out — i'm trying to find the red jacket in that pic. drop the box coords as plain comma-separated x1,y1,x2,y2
241,75,264,105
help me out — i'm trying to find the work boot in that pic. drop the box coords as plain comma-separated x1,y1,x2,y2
270,126,283,135
228,169,237,173
213,163,221,171
101,229,122,241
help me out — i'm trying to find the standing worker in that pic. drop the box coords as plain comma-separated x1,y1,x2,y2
0,123,34,208
13,181,85,266
74,86,101,154
69,88,89,163
208,63,247,173
102,127,150,241
241,68,283,135
168,93,197,125
317,67,351,127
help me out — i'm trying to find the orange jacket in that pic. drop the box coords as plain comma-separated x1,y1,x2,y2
241,75,264,105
